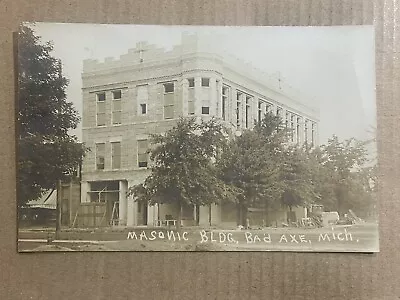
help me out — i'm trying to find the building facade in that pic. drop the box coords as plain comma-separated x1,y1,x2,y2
80,33,319,227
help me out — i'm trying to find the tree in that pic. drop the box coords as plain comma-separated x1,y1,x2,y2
217,112,290,226
17,25,85,208
314,135,376,216
280,146,316,222
129,117,236,230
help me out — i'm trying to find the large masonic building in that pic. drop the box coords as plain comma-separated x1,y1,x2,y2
80,33,319,227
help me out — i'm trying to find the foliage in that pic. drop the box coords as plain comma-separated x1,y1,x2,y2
129,118,236,228
312,135,377,216
280,146,316,212
17,25,86,207
217,112,290,225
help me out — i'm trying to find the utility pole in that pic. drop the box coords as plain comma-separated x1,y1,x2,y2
55,180,62,240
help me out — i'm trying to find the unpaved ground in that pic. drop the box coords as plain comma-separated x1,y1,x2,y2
24,240,229,252
19,222,379,252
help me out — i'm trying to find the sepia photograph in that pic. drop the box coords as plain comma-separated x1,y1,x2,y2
16,23,378,252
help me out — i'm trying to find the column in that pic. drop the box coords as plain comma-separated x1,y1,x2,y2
199,205,210,226
215,79,222,118
194,77,202,115
271,103,277,116
312,122,318,146
119,180,127,226
127,195,135,227
210,204,221,226
230,87,237,128
293,115,298,144
241,93,246,129
304,119,309,144
250,96,257,129
81,182,90,203
147,204,159,227
181,78,189,116
297,116,304,145
210,77,218,117
126,181,138,227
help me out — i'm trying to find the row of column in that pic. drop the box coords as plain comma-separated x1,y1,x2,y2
222,85,318,145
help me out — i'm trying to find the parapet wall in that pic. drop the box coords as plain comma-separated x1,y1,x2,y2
82,32,319,118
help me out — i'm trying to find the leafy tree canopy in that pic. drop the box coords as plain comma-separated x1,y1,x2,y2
129,118,237,228
17,25,86,207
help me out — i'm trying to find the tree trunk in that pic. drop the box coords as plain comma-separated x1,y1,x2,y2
195,204,200,226
176,202,182,232
208,204,212,226
55,180,62,240
242,205,248,228
237,203,248,227
236,203,241,226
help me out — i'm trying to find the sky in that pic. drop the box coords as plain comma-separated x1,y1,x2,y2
27,23,376,147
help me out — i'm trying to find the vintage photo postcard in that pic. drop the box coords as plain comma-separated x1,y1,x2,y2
16,23,378,252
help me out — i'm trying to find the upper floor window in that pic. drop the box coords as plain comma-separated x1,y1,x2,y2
164,82,174,93
137,140,149,168
97,92,106,102
201,78,210,87
95,143,105,170
96,92,106,126
111,142,121,169
222,86,229,121
188,78,195,88
296,117,301,144
163,82,174,119
236,92,242,129
112,90,121,100
202,107,210,115
112,95,122,125
311,123,316,145
140,104,147,115
245,96,251,129
137,85,148,115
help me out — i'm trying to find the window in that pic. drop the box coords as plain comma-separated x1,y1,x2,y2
137,85,149,116
188,78,195,88
96,93,106,126
285,112,289,128
305,120,309,143
222,86,229,121
112,96,122,125
163,82,174,119
97,92,106,102
266,103,272,114
140,103,147,114
96,143,105,170
245,96,250,128
296,117,301,144
258,101,262,122
202,107,210,115
164,82,174,93
137,140,149,168
188,101,195,115
236,92,242,128
111,142,121,169
201,78,210,87
112,90,121,100
311,123,316,145
89,181,119,203
290,115,295,142
245,96,251,129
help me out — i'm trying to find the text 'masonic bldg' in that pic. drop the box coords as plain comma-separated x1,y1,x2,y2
80,33,319,227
